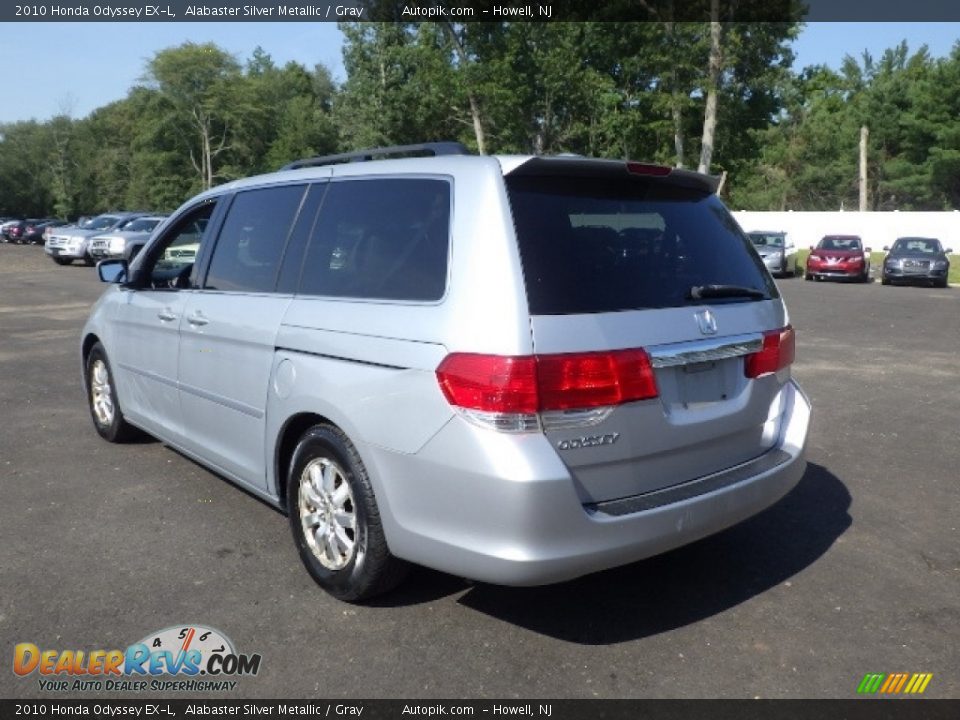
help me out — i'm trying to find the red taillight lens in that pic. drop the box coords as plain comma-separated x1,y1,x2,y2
436,349,658,414
436,354,539,414
537,349,657,410
744,326,795,378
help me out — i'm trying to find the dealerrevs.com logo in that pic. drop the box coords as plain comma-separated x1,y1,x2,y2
14,625,261,693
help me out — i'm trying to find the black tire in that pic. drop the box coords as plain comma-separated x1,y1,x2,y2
85,342,137,442
287,424,408,602
53,257,71,266
83,254,95,267
881,276,890,286
935,277,948,288
805,272,813,282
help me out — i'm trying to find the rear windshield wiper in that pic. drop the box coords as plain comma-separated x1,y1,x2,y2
687,284,767,301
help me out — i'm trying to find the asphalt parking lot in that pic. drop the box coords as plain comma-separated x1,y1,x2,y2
1,244,958,699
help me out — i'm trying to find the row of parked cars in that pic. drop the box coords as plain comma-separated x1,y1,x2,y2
747,231,952,287
0,217,70,245
41,212,167,266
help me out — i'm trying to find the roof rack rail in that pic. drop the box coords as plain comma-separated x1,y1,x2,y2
282,142,470,170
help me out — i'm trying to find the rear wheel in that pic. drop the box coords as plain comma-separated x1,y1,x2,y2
287,424,408,602
86,343,137,442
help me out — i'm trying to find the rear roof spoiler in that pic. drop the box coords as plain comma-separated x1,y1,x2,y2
505,156,720,194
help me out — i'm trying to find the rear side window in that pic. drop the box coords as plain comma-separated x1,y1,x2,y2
204,184,307,293
507,175,777,315
299,178,450,301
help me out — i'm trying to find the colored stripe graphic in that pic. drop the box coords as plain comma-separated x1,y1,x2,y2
858,674,885,694
858,672,932,694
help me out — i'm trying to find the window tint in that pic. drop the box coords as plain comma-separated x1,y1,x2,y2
507,175,776,315
204,185,307,293
299,178,450,301
141,203,215,290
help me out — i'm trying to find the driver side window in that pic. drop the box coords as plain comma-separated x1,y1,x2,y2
139,202,216,290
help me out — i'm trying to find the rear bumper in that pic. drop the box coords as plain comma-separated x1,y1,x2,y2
371,379,811,586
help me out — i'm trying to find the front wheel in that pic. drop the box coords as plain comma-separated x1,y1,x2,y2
287,424,408,602
53,257,71,266
86,343,137,442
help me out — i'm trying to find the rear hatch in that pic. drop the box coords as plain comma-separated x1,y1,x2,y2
506,159,791,504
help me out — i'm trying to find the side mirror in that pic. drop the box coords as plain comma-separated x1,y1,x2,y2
883,246,890,251
809,246,814,251
946,248,954,254
865,247,872,253
97,258,128,284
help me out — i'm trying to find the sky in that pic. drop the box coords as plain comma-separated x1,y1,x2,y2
0,22,958,125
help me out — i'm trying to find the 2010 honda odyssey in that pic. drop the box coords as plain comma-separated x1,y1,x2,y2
83,143,811,602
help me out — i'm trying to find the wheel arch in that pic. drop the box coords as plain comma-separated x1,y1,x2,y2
274,412,335,512
81,333,102,387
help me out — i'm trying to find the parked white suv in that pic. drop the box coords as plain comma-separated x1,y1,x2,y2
83,143,810,602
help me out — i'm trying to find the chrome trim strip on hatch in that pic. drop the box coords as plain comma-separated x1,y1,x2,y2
648,333,763,369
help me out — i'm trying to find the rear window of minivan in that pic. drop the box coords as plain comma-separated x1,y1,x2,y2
507,175,776,315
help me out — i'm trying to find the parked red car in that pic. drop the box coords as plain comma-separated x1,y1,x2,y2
805,235,871,282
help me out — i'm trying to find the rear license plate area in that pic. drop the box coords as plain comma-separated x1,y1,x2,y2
677,360,731,405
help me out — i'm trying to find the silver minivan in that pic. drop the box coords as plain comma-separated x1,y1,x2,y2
83,143,810,602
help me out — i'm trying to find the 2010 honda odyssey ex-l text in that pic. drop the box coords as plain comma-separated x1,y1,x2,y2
83,143,811,602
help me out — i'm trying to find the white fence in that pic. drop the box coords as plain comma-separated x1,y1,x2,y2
731,211,960,253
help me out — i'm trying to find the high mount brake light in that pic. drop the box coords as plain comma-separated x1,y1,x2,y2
626,162,672,177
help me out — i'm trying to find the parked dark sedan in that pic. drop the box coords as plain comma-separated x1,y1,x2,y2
881,237,952,288
22,219,64,245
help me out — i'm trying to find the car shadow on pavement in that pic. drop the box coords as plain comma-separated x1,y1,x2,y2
443,463,851,643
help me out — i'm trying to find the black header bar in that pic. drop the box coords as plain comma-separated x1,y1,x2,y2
5,0,960,22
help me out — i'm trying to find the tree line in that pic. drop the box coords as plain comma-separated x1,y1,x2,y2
1,22,959,219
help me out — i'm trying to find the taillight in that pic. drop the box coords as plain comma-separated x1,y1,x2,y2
436,349,659,431
744,326,795,378
537,350,657,410
436,354,538,414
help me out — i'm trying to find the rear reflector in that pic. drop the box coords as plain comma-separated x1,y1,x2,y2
436,349,658,416
744,326,795,378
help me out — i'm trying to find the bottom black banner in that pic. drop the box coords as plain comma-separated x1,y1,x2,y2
1,700,958,720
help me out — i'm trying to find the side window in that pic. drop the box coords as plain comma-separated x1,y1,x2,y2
204,185,306,293
299,178,450,301
140,203,216,290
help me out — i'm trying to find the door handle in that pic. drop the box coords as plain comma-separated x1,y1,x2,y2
157,309,177,322
187,312,209,327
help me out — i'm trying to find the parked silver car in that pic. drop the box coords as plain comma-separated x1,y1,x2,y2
83,143,811,602
88,215,167,262
748,230,800,277
45,212,147,266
